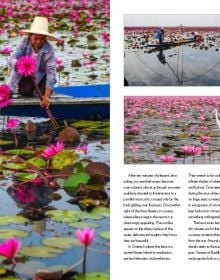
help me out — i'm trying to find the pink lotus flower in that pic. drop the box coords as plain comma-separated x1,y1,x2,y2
200,135,210,143
0,46,12,55
56,58,64,66
182,145,201,155
16,55,36,77
41,140,64,159
101,32,110,43
160,155,175,163
75,143,88,155
0,237,21,265
15,186,36,204
128,144,140,153
75,227,95,247
6,118,20,129
0,84,11,108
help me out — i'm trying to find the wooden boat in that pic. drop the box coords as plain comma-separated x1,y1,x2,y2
146,38,195,48
0,84,110,119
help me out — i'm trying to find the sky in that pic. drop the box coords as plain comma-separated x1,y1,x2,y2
124,14,220,27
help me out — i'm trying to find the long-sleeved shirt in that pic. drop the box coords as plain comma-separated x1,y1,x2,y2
8,37,57,91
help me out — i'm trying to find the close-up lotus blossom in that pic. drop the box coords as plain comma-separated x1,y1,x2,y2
0,84,11,108
0,237,21,265
75,227,95,247
16,55,36,77
41,140,64,159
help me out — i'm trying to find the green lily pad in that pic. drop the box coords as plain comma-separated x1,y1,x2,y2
99,231,110,240
45,210,79,223
0,229,29,239
52,150,79,170
75,212,103,220
3,162,27,170
75,272,110,280
20,246,64,258
0,140,14,145
69,221,99,229
27,157,46,168
0,216,29,226
0,266,6,275
7,149,35,155
91,207,110,217
42,237,82,249
15,172,38,182
64,172,90,192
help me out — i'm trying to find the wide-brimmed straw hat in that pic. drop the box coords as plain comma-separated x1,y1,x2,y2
21,16,59,41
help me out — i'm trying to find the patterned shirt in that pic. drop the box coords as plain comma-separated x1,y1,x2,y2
8,37,57,91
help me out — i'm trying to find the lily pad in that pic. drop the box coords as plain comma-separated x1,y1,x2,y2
52,150,79,170
42,237,82,249
75,272,110,280
64,172,90,192
91,207,110,217
27,157,46,168
99,231,110,240
0,140,14,145
3,162,26,170
0,216,29,226
69,221,99,229
20,246,64,258
45,210,79,223
7,149,35,155
75,212,103,220
15,172,38,182
0,229,29,239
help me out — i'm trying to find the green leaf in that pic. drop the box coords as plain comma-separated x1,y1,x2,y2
0,216,29,226
75,212,103,220
99,231,110,240
3,162,26,170
75,272,110,280
52,150,79,170
45,210,79,223
91,207,110,217
20,246,64,258
7,149,35,155
42,237,82,249
0,140,14,145
15,172,38,182
27,157,46,168
64,172,90,191
0,229,29,239
69,221,99,229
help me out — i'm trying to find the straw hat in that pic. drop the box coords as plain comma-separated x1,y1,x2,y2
21,16,59,41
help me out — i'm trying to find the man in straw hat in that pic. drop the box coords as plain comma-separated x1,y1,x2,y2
8,16,59,108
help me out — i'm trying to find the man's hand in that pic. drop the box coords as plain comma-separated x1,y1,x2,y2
40,87,52,108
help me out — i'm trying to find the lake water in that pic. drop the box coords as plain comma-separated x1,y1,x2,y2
124,37,220,86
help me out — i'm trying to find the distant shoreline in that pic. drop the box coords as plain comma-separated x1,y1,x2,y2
124,26,220,31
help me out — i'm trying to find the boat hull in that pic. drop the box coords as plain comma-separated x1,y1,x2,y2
146,38,195,48
0,84,110,119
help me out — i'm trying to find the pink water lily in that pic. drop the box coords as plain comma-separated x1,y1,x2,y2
182,145,201,155
0,84,11,108
128,144,140,153
41,140,64,159
160,155,175,163
0,237,21,266
0,46,12,55
200,135,210,143
76,227,95,247
16,55,36,77
76,227,95,273
6,118,20,129
75,144,88,155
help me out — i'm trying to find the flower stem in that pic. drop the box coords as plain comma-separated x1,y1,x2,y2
83,246,88,274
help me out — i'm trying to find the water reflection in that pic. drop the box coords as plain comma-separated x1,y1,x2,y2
125,45,220,86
